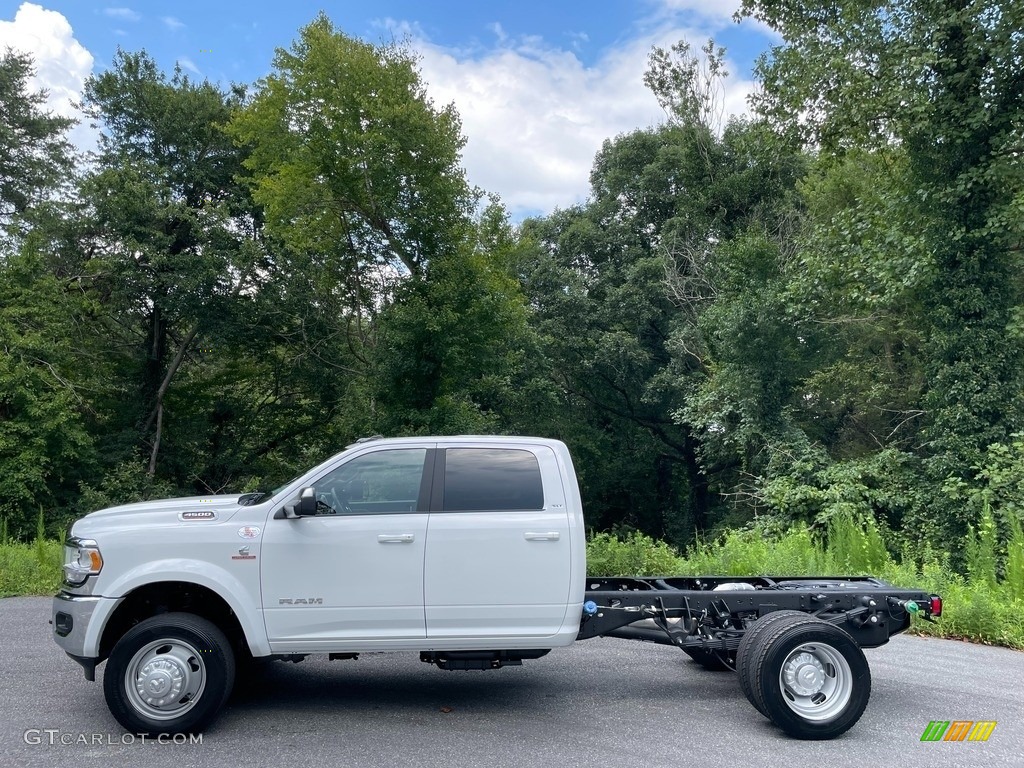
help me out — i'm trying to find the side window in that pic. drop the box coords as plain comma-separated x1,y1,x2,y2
315,448,427,515
443,448,544,512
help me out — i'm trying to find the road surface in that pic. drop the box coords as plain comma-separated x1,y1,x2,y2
2,596,1021,768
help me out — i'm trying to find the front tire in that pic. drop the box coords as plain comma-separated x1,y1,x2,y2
103,612,235,734
739,614,870,740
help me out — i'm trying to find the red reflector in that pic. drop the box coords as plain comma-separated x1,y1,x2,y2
930,596,942,617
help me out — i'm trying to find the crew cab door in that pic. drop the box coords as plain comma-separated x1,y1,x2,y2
261,446,433,651
423,444,571,639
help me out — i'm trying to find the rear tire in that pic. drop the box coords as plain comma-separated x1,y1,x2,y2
736,610,807,715
741,614,870,739
103,612,235,734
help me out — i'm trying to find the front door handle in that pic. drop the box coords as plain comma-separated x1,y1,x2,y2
524,531,560,541
378,534,415,543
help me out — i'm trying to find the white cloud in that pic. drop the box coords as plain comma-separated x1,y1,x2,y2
658,0,781,39
0,3,95,151
177,56,201,77
567,31,589,52
487,22,506,43
660,0,742,22
162,16,185,31
103,7,140,22
407,23,756,218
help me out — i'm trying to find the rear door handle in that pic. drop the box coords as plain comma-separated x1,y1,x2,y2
378,534,415,543
524,532,560,541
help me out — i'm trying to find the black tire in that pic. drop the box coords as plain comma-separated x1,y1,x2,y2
736,610,808,716
103,612,235,735
743,615,870,740
683,647,736,671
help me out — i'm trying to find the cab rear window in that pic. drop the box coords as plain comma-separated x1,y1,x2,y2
442,448,544,511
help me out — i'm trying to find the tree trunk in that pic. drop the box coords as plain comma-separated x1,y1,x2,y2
145,325,200,475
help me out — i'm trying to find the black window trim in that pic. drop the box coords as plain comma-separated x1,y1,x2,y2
429,446,446,512
416,447,437,513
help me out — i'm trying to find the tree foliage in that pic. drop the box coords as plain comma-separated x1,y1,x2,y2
227,13,474,278
0,48,74,244
1,6,1022,574
739,0,1024,546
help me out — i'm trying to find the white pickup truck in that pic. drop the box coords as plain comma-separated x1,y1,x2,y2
52,435,940,740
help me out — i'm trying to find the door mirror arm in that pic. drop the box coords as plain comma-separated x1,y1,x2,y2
281,487,318,518
296,486,318,517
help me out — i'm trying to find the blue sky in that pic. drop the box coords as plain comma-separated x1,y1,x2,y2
0,1,777,218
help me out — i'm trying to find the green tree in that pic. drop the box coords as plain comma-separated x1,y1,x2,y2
370,202,532,435
227,14,474,280
0,48,74,246
77,50,264,480
518,94,804,541
226,16,529,456
0,48,89,537
739,0,1024,545
0,252,96,537
784,150,929,457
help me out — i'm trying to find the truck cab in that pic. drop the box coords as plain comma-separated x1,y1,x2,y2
53,436,586,733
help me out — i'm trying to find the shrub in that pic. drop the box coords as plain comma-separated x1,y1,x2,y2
586,531,683,576
826,511,888,574
1007,514,1024,603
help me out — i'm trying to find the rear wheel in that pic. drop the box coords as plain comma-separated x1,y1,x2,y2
739,614,870,740
103,612,235,734
736,610,807,715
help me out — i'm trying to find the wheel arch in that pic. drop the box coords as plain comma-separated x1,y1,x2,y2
93,572,269,661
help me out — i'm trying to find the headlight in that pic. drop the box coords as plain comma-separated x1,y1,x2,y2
63,538,103,586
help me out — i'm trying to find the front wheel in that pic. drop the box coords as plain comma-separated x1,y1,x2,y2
738,614,870,740
103,612,235,734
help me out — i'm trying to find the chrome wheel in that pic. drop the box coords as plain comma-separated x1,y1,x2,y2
124,639,207,721
778,642,852,721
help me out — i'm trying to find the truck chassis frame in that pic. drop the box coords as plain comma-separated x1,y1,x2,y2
579,575,937,648
573,574,940,739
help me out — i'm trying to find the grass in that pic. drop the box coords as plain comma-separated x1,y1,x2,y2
0,538,62,598
0,508,64,597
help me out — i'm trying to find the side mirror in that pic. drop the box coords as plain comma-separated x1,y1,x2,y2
296,487,317,517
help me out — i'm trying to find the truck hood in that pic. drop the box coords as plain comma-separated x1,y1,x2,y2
79,495,249,525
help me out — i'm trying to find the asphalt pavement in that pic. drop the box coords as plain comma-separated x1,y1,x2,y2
2,596,1021,768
